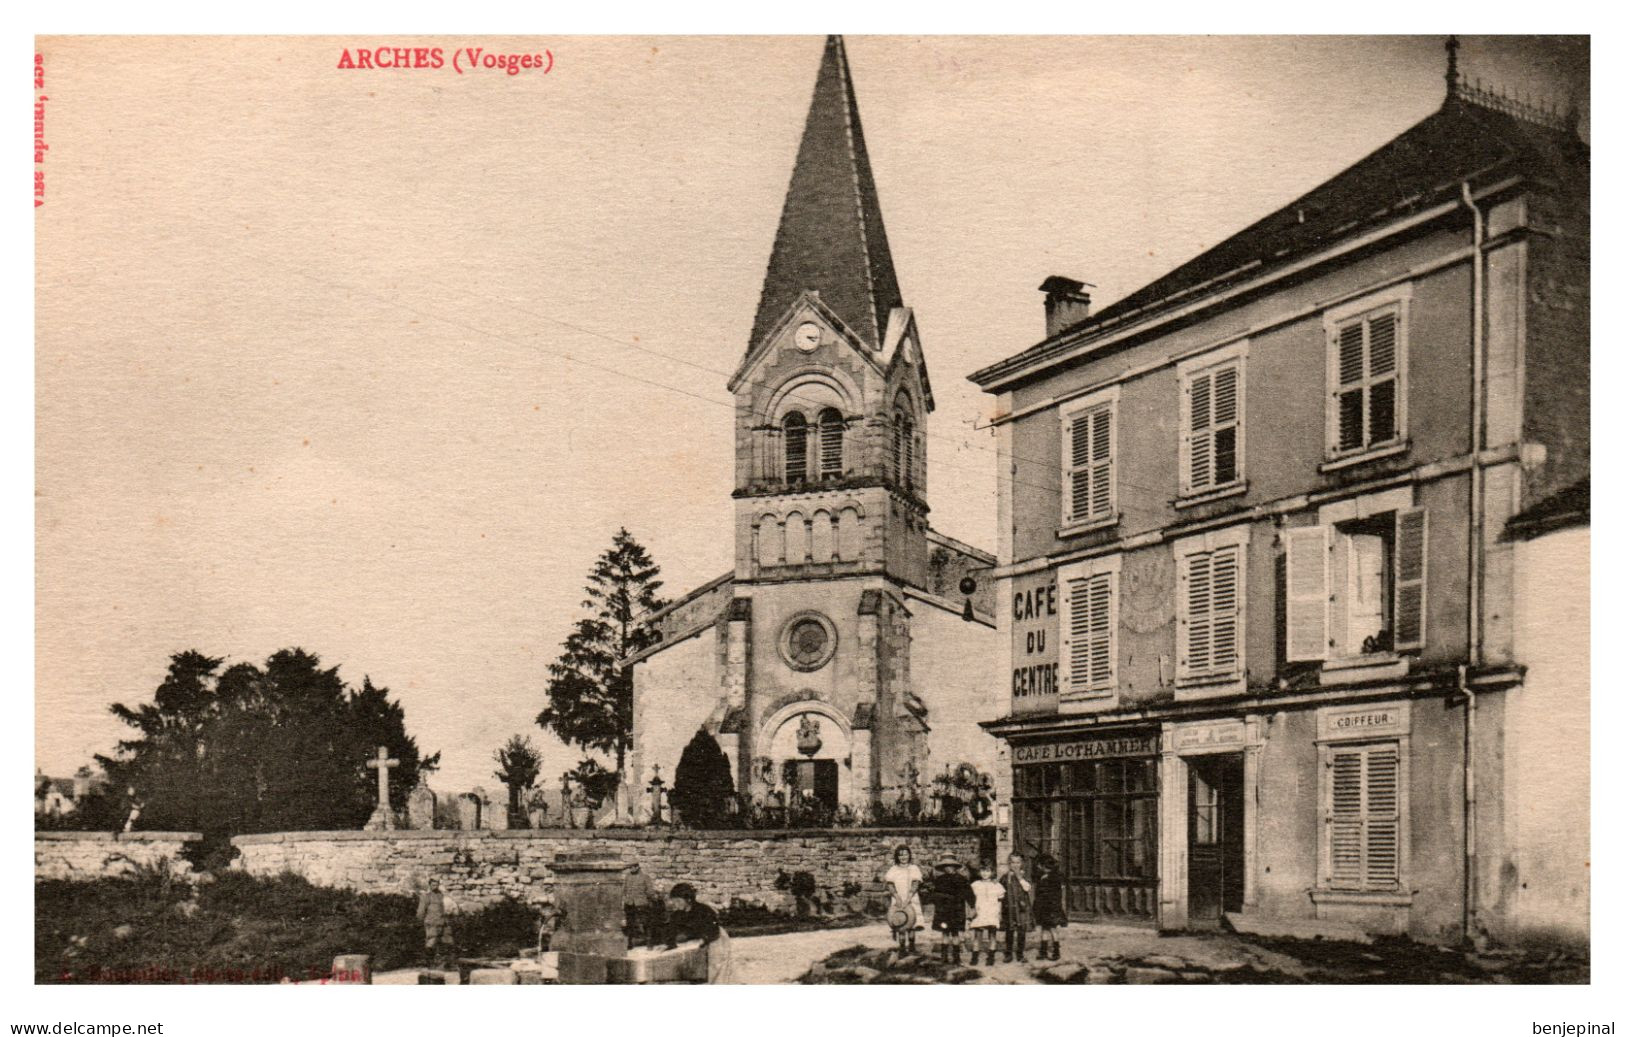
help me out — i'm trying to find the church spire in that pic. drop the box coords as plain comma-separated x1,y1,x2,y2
749,35,904,352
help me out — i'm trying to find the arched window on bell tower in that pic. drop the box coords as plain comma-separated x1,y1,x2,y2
818,408,844,479
891,397,916,490
784,411,809,484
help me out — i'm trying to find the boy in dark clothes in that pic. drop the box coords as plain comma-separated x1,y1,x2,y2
928,854,975,965
1032,854,1068,961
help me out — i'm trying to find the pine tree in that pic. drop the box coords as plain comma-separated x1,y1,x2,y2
537,528,668,775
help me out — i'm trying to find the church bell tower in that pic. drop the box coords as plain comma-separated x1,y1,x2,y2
721,36,937,811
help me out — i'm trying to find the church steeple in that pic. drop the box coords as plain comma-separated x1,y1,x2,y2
749,35,904,353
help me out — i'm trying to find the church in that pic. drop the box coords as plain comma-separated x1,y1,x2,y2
625,37,1001,820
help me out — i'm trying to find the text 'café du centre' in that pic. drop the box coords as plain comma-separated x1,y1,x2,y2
973,42,1587,948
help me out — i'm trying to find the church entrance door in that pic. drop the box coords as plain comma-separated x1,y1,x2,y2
786,759,839,814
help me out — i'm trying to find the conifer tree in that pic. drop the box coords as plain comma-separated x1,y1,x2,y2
537,528,668,775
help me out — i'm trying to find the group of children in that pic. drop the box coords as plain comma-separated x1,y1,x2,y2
883,845,1067,966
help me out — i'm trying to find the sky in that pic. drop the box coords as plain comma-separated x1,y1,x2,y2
34,34,1587,796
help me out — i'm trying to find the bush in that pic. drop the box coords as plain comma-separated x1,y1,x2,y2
670,730,734,829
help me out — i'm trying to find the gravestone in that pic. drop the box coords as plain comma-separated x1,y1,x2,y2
456,793,481,831
488,793,510,831
408,783,437,830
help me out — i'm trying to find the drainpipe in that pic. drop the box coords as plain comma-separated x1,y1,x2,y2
1459,180,1486,945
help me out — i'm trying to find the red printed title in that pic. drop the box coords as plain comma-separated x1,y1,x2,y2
337,46,553,76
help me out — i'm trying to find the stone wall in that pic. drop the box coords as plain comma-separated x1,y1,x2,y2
35,831,201,882
231,827,991,912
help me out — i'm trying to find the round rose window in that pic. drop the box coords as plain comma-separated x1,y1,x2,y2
780,612,837,671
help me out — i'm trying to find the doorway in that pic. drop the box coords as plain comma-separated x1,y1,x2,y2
1186,753,1245,925
785,759,839,813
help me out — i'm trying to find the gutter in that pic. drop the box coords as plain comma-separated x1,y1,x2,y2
1459,179,1487,947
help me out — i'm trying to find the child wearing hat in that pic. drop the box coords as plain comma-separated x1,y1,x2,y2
929,853,975,965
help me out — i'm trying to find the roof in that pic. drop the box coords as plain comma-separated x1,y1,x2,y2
971,90,1588,389
749,36,904,353
1505,477,1589,540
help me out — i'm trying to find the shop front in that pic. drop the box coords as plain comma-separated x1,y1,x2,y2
1009,730,1160,924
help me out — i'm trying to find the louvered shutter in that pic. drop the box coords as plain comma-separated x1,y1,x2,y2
1185,362,1241,493
785,415,808,482
1064,572,1114,692
1364,747,1401,886
1284,525,1330,661
1182,552,1212,675
1327,749,1365,886
1209,546,1240,674
1213,364,1240,484
1064,403,1113,524
1335,322,1366,452
1326,744,1403,890
1089,408,1113,518
818,411,844,478
1186,371,1212,493
1393,507,1428,650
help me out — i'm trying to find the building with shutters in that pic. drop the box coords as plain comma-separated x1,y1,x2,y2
968,44,1588,946
623,37,1002,821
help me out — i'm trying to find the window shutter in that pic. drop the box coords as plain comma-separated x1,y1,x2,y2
1212,364,1240,485
1209,546,1240,674
1187,372,1212,492
1182,552,1212,674
1327,748,1365,887
1064,572,1114,691
1089,407,1113,518
1364,747,1401,886
1393,506,1428,650
1065,412,1089,523
1284,525,1330,661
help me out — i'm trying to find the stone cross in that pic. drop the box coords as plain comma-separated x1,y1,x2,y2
364,746,400,831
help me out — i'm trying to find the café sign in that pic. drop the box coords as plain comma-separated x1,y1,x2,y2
1012,734,1157,766
1010,572,1059,715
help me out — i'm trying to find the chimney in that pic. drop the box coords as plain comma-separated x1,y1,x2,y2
1041,276,1093,338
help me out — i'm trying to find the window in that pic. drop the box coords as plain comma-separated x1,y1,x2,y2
891,406,915,489
1180,344,1246,495
817,408,844,479
783,412,809,483
1061,388,1116,529
1323,741,1403,890
1284,506,1427,661
1325,288,1409,459
1174,525,1248,689
1059,555,1119,697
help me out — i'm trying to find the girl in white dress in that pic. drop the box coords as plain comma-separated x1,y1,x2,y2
883,845,925,952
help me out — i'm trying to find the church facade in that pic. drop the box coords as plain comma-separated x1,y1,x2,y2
625,37,1001,819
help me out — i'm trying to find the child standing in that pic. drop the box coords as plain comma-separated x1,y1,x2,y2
929,854,975,965
968,864,1005,966
1032,854,1067,961
1000,852,1034,963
